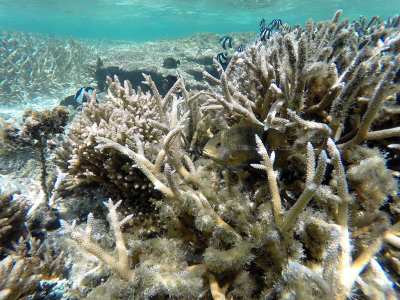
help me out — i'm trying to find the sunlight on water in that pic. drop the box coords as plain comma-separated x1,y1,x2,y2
0,0,398,41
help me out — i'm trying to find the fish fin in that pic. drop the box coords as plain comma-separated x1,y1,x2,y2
228,153,247,166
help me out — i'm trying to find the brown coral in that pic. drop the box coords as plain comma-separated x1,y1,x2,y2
0,235,65,299
0,188,30,256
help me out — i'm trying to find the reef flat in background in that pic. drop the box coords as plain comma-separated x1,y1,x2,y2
0,29,254,119
1,10,400,300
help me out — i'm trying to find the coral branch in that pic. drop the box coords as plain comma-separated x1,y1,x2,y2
287,108,332,136
343,59,400,148
60,199,135,282
327,138,351,227
95,136,174,197
208,273,227,300
282,149,327,232
366,126,400,140
252,135,283,227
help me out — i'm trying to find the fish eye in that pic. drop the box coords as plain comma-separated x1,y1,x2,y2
216,142,221,148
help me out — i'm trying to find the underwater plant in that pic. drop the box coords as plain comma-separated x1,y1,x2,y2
58,10,400,299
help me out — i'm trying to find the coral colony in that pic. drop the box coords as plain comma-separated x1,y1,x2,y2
1,10,400,299
0,30,95,107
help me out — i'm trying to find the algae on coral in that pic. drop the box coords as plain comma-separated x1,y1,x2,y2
57,10,400,299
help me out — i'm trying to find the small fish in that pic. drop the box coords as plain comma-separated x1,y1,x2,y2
60,87,95,108
96,57,104,68
216,52,229,65
219,36,233,50
258,18,283,42
237,45,246,52
74,87,95,105
162,75,178,91
259,28,272,41
268,19,283,31
163,57,180,69
203,122,283,171
260,18,266,31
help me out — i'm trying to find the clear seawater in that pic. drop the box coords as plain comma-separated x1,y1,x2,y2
0,0,399,42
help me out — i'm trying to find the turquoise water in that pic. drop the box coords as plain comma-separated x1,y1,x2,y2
0,0,398,42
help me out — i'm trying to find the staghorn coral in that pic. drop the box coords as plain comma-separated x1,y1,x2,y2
0,182,66,299
55,75,202,211
0,29,97,107
0,235,65,299
60,11,400,299
61,199,205,299
0,188,30,256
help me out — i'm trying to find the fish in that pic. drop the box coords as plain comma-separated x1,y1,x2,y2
216,52,229,65
267,19,282,31
162,75,178,91
59,87,95,108
59,87,101,109
259,28,272,41
203,122,284,171
258,18,283,41
163,57,180,69
236,45,246,52
74,87,95,105
260,18,266,31
219,36,233,50
96,57,104,68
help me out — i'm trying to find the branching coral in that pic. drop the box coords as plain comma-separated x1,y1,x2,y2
60,11,400,299
0,29,97,107
61,199,205,298
55,75,202,211
0,235,65,299
0,188,30,256
0,183,66,299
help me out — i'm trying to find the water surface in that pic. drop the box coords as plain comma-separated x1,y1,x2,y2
0,0,398,41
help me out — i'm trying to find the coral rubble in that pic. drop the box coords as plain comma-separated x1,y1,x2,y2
58,11,400,299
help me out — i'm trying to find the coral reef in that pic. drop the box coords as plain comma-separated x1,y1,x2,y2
1,107,69,203
55,10,400,299
0,28,252,119
93,32,255,94
54,75,202,210
0,29,98,108
0,188,30,256
0,184,66,299
0,235,65,299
